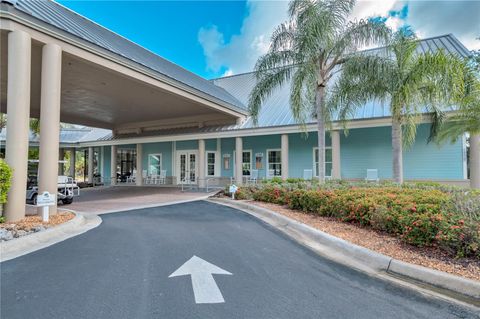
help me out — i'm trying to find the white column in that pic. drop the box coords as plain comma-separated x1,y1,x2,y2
471,133,480,189
4,30,31,222
172,141,176,184
235,137,243,185
38,43,62,215
331,130,341,179
111,145,117,185
216,138,221,177
281,134,289,180
198,139,206,188
87,146,94,184
136,143,143,186
69,148,76,178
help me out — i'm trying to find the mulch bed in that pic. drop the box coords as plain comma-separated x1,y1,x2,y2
250,200,480,282
0,211,75,241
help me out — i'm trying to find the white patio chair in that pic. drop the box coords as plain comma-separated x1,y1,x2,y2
303,169,313,180
365,169,379,182
126,170,136,183
247,169,258,184
142,170,149,184
159,170,167,185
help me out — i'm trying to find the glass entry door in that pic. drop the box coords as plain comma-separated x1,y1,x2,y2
177,151,198,184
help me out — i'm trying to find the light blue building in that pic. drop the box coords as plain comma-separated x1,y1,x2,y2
0,0,472,220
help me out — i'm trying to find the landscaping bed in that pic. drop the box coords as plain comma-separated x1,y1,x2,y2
251,200,479,281
0,211,75,241
228,179,480,280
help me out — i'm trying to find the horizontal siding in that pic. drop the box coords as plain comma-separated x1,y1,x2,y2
403,125,463,179
102,146,111,181
341,124,464,180
142,142,173,176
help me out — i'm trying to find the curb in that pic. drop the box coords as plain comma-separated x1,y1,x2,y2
0,211,102,262
209,198,480,304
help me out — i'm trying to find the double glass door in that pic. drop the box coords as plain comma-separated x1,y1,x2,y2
177,151,198,184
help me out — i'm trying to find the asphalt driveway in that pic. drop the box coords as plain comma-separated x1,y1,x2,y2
1,201,477,318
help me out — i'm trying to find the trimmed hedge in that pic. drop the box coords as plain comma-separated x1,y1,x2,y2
0,159,12,205
235,183,480,258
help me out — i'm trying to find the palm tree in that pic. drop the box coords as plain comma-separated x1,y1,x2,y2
434,54,480,188
248,0,390,183
331,30,466,183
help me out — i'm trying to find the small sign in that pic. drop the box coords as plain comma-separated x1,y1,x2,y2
37,191,56,206
229,185,238,194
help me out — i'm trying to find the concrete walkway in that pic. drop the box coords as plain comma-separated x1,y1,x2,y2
66,186,216,214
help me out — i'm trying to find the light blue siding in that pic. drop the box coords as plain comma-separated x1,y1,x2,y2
221,138,235,178
288,133,332,178
243,134,281,178
142,142,173,176
341,124,464,180
99,124,463,182
102,146,111,180
403,125,463,179
176,140,198,150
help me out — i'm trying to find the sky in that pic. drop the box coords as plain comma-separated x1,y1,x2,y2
57,0,480,79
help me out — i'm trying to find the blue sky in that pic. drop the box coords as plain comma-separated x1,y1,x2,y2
58,1,480,79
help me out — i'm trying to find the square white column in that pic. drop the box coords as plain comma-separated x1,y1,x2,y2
331,130,341,179
87,147,94,184
111,145,117,185
235,137,243,185
281,134,289,180
198,139,206,188
136,143,143,186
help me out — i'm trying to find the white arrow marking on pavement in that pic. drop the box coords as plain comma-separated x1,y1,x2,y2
169,255,232,304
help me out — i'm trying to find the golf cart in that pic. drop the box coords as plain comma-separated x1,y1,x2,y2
26,160,80,205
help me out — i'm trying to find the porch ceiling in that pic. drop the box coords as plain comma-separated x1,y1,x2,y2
0,32,243,131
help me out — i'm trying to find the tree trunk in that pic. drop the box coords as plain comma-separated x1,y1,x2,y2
392,117,403,184
316,85,326,184
470,133,480,189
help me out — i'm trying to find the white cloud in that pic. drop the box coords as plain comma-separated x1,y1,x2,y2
198,0,289,76
199,0,479,78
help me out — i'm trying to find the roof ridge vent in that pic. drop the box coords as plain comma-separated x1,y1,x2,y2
1,0,17,6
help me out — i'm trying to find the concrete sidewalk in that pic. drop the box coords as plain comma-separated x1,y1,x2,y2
66,186,216,214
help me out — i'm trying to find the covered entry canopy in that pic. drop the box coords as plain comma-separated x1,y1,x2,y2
0,0,247,132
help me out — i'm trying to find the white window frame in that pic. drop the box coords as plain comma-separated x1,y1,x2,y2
233,150,252,176
266,149,282,178
148,153,162,175
313,147,333,178
205,151,219,177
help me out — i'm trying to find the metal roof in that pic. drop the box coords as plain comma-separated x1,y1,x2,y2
90,34,472,142
0,127,111,144
1,0,246,112
212,34,469,129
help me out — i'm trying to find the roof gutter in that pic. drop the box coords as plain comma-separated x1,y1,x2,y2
0,6,248,118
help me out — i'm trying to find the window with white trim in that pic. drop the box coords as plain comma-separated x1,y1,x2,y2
148,153,162,175
206,151,217,177
233,150,252,176
267,149,282,177
242,151,252,176
313,147,332,177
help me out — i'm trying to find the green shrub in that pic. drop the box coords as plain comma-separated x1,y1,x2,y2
237,182,479,258
0,159,13,205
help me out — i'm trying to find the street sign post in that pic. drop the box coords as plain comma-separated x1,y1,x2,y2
37,191,56,222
